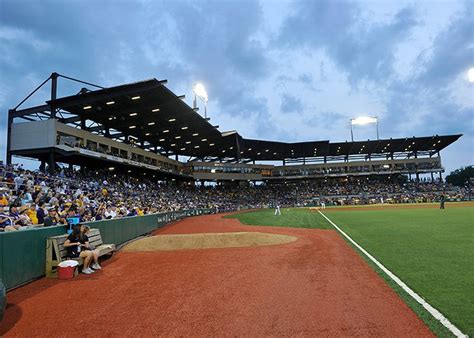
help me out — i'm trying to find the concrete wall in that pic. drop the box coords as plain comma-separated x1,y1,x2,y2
10,119,56,151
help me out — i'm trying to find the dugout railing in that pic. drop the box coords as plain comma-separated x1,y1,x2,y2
0,208,212,291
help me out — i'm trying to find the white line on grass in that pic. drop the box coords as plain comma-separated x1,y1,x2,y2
318,210,466,338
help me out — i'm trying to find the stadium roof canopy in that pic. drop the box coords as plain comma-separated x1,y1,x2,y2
12,74,462,162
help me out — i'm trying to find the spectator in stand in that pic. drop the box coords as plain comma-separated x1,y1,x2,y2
17,205,30,224
0,192,8,207
44,207,61,227
13,174,24,192
105,205,117,219
9,206,22,227
26,204,39,225
36,202,46,224
94,204,106,221
0,206,19,231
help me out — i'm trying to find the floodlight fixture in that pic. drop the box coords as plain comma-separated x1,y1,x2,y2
193,82,209,119
468,67,474,83
351,116,378,125
193,83,208,103
350,116,379,141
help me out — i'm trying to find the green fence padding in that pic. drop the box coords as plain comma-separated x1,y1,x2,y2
84,213,166,245
1,209,211,291
0,235,3,290
0,226,66,290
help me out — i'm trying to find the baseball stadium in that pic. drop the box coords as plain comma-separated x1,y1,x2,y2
0,71,472,337
1,1,474,337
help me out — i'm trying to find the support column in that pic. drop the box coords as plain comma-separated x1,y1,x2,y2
50,72,58,119
6,109,13,165
235,134,241,163
48,149,55,174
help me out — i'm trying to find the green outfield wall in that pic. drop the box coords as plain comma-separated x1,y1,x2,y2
0,209,211,291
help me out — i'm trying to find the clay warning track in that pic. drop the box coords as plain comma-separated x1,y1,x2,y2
1,214,433,337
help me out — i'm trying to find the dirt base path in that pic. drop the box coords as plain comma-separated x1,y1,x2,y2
1,214,433,337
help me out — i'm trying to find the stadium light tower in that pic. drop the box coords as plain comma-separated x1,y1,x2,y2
468,67,474,83
350,116,379,141
193,83,209,119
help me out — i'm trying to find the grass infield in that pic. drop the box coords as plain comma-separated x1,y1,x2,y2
226,204,474,337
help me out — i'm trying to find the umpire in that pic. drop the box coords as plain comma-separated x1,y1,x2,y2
440,194,446,209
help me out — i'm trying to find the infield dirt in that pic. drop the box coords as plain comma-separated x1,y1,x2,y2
122,231,297,251
1,213,433,336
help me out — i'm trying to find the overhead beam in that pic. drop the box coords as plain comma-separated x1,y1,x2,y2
11,104,51,118
60,116,82,124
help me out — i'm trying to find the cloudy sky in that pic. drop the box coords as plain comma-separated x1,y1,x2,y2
0,0,473,174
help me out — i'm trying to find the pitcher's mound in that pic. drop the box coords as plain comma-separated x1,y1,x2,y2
122,232,297,252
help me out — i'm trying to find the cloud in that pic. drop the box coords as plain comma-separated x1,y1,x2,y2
281,94,304,113
416,2,474,88
298,73,313,84
277,1,419,85
383,1,474,136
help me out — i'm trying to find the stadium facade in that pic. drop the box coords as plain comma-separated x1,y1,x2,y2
7,73,461,183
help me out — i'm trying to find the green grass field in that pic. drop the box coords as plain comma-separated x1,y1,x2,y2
226,205,474,337
227,208,333,229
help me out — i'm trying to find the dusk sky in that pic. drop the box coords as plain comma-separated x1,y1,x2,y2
0,0,473,174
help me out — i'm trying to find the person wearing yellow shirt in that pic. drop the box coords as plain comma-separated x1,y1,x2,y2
0,194,8,207
26,204,39,225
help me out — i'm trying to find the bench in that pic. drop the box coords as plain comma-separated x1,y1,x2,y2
46,228,115,277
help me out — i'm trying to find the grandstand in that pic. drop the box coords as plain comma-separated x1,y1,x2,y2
7,72,461,183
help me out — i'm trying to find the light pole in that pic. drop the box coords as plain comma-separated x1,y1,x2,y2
193,83,209,119
350,116,379,141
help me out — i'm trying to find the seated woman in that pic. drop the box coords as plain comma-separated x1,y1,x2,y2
81,225,101,270
0,206,19,231
18,205,33,226
63,224,94,274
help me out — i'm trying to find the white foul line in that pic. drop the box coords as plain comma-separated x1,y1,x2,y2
318,210,466,338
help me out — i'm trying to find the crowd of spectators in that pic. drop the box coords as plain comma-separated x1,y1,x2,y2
0,162,469,231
